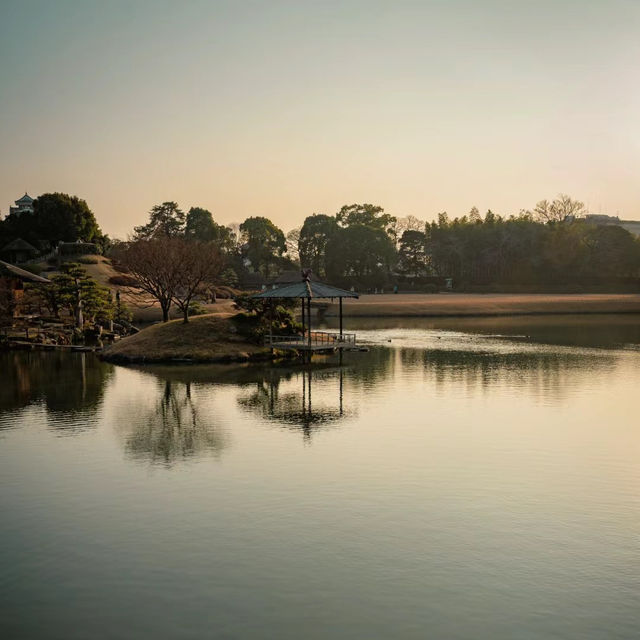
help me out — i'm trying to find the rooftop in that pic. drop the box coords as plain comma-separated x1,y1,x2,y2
15,193,34,205
0,260,51,283
253,274,358,300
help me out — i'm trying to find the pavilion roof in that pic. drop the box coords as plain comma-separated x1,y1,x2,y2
15,193,34,204
252,279,358,299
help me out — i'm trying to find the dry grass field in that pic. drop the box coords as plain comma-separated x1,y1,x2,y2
328,293,640,317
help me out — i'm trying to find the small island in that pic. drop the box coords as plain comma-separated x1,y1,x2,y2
101,313,271,364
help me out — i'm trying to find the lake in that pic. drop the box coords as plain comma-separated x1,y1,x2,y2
1,315,640,639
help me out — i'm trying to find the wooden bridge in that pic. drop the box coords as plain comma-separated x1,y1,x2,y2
265,330,356,353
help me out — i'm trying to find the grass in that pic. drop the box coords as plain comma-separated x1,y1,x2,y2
329,293,640,317
101,313,269,363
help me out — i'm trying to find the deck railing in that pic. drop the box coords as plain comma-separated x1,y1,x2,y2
265,331,356,348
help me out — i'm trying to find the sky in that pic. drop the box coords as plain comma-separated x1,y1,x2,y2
1,0,639,238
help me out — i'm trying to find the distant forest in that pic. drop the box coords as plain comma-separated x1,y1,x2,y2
2,193,640,292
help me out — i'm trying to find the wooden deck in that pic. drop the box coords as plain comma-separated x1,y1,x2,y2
265,331,356,352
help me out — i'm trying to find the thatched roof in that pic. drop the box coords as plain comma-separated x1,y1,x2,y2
1,238,38,254
0,260,51,283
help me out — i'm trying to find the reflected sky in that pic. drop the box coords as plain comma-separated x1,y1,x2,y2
0,316,635,453
2,319,640,638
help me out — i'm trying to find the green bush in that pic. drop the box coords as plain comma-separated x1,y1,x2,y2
77,256,99,265
188,301,207,317
108,274,139,287
23,263,44,276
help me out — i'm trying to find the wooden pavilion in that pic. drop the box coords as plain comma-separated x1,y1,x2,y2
0,260,51,317
252,271,358,357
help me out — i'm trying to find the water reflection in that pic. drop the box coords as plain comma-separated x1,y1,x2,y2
0,320,632,454
237,367,351,441
115,379,227,466
398,347,618,401
327,314,640,349
0,351,113,433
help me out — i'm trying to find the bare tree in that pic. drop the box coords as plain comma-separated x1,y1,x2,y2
172,241,224,323
115,238,224,323
391,215,425,247
114,237,183,322
285,227,301,263
531,194,586,223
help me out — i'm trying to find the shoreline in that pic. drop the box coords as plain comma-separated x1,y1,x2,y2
99,313,271,365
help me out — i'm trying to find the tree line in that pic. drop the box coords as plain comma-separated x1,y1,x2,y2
3,193,640,323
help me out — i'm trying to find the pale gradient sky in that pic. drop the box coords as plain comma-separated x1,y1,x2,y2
1,0,639,238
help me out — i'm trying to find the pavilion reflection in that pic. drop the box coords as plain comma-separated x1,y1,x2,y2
237,366,353,441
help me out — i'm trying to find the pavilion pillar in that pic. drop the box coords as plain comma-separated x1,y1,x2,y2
307,296,312,349
339,297,343,339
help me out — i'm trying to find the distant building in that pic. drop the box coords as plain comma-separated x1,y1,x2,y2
9,193,35,217
58,240,99,257
585,214,640,237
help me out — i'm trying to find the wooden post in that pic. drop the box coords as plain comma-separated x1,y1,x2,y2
339,367,343,415
339,297,343,339
307,295,311,350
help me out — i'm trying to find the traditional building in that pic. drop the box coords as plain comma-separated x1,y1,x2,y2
0,260,50,317
9,193,35,217
0,238,39,264
585,214,640,237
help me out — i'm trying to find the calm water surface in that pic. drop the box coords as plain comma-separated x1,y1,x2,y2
1,316,639,639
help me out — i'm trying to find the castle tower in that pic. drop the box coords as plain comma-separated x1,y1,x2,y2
9,193,35,217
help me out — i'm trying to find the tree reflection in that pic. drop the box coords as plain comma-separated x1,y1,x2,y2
119,380,227,466
0,351,113,433
398,346,618,401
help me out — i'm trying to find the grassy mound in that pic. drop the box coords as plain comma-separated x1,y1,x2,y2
101,314,269,364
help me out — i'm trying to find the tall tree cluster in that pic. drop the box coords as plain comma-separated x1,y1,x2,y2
297,204,399,287
0,192,105,252
424,209,640,285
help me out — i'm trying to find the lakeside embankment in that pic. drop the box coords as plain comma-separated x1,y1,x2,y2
323,293,640,317
101,314,269,364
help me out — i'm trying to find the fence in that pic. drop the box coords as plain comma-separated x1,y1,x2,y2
265,330,356,349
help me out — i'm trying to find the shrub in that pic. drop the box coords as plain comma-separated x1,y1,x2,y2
187,301,207,317
232,297,301,343
108,274,139,287
77,255,99,265
23,263,43,276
